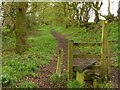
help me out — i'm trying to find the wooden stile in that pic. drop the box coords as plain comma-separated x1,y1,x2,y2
67,20,111,82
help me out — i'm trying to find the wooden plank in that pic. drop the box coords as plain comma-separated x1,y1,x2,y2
73,61,96,72
84,74,93,80
73,42,101,47
73,54,100,59
56,49,64,77
100,20,108,78
84,68,96,80
68,40,73,81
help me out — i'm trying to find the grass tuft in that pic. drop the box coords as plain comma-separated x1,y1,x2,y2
67,80,86,88
19,81,38,88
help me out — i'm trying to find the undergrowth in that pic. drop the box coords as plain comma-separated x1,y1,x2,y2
49,73,67,85
19,81,38,88
97,81,113,88
67,80,86,88
2,24,57,88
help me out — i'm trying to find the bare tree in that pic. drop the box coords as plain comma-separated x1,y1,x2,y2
90,1,102,23
108,0,111,15
118,1,120,18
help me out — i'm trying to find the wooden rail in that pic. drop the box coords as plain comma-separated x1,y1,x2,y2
73,42,101,47
73,54,100,59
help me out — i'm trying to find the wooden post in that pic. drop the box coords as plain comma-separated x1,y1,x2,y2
76,72,84,84
56,49,64,77
93,79,98,88
100,20,108,78
68,40,73,81
107,42,111,80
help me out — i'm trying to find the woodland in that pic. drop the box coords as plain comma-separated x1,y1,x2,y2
1,1,120,89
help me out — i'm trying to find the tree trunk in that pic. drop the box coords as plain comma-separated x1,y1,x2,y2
118,1,120,18
15,2,28,54
94,2,99,23
108,0,111,15
94,11,99,23
63,3,67,17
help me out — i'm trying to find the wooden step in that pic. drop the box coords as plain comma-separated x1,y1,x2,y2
73,61,96,72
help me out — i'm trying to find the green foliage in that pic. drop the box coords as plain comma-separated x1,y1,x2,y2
49,73,67,85
19,81,38,88
2,55,40,87
2,27,16,52
49,74,59,84
1,74,15,86
2,26,10,32
108,21,118,42
97,82,113,88
67,80,86,88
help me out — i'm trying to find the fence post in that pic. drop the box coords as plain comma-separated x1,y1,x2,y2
68,40,73,81
100,20,108,78
107,42,111,80
76,71,84,84
56,49,64,77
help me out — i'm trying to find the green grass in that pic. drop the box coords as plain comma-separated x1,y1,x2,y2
19,81,38,88
49,73,67,85
67,80,86,88
2,24,57,88
97,81,113,88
